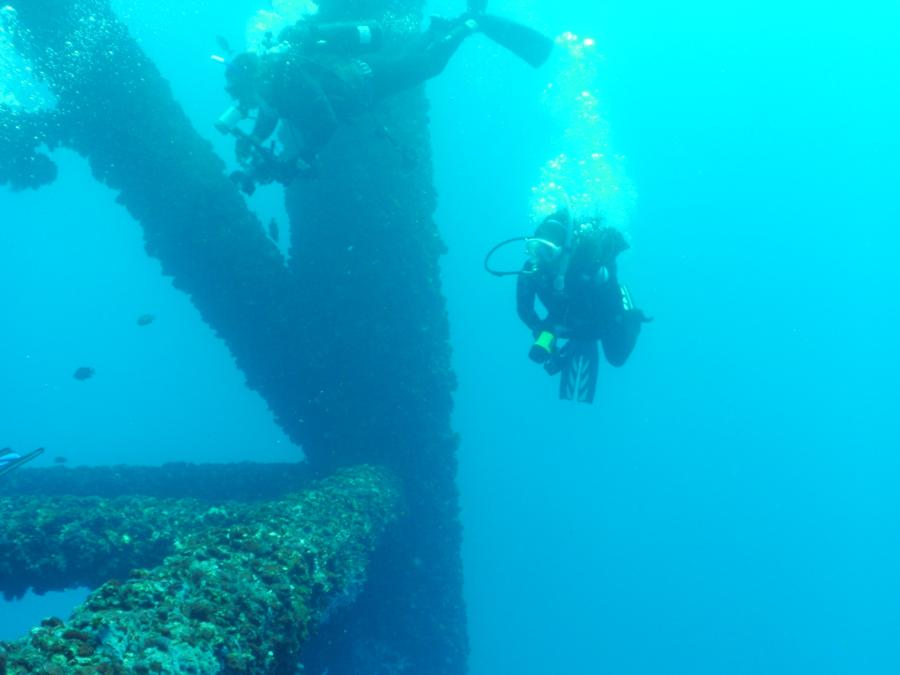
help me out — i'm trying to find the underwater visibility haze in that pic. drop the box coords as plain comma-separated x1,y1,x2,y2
1,0,899,673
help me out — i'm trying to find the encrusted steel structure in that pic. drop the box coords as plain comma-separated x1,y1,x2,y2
1,0,466,671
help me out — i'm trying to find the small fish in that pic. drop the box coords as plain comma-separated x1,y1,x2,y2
73,366,94,381
268,218,280,243
53,456,68,465
137,313,155,326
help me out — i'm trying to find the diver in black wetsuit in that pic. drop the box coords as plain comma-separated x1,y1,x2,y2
515,212,651,403
216,2,553,191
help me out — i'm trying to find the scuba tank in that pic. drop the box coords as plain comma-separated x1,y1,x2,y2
280,21,384,54
214,106,244,134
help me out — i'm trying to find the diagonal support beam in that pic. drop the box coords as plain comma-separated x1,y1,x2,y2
1,0,306,445
0,465,402,673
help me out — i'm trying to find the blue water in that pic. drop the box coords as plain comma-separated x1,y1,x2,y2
2,1,899,673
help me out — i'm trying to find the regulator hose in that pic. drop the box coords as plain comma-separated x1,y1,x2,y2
483,237,529,277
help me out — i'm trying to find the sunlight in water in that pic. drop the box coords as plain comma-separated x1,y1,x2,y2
531,31,636,230
0,5,55,111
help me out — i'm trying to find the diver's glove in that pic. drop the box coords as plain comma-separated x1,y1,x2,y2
543,353,564,376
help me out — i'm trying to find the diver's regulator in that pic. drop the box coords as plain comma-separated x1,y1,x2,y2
280,21,383,53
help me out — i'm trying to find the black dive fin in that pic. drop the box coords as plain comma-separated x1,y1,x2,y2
477,14,554,68
559,341,599,404
0,447,45,478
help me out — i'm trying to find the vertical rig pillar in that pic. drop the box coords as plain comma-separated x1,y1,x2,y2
285,2,467,672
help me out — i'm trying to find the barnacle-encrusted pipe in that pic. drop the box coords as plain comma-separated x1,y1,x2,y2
0,492,243,600
0,463,315,600
2,462,311,501
0,465,402,674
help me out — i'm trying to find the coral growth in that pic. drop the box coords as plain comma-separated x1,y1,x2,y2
0,465,402,673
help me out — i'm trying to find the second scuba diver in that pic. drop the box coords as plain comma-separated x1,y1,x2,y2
487,211,652,403
215,0,553,193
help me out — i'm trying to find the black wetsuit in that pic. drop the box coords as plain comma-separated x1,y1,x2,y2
254,53,372,159
251,20,472,158
369,20,473,98
516,243,643,367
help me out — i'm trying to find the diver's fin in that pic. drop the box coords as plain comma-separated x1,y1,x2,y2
559,341,599,404
476,14,554,68
0,447,44,478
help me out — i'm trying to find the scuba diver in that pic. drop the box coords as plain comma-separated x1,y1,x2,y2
485,211,652,403
214,0,553,194
0,447,44,478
